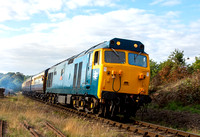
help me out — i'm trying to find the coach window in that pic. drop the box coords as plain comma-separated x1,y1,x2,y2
54,68,57,75
61,68,64,76
94,51,100,65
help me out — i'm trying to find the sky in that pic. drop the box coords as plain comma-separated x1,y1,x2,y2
0,0,200,75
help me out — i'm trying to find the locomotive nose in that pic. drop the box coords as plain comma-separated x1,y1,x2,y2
102,66,149,95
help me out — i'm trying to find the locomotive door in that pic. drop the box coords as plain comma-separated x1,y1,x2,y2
73,62,83,90
85,52,92,87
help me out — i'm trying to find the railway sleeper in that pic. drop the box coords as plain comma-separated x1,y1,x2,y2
23,93,200,137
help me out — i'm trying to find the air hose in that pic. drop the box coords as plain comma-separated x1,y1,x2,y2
112,76,121,92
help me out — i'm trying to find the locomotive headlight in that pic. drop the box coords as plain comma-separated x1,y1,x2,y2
134,44,138,48
116,41,121,46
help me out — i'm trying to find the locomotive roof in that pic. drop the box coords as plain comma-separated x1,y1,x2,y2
69,38,145,60
51,38,146,68
85,38,145,54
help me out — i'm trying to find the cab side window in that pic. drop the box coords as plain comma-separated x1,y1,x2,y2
89,53,93,66
94,51,100,65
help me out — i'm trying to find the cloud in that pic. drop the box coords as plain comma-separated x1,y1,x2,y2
162,0,181,6
150,0,164,5
0,24,21,31
65,0,117,9
0,0,30,22
150,0,181,6
30,23,58,32
46,12,67,22
0,8,200,74
0,0,64,22
0,0,118,22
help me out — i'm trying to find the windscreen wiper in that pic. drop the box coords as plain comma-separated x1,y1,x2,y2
134,52,141,60
111,48,119,57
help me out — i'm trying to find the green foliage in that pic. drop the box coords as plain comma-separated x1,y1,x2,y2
190,56,200,72
164,101,200,114
168,49,185,66
150,49,200,111
177,76,200,105
150,49,188,87
164,101,183,111
150,59,160,79
0,72,29,92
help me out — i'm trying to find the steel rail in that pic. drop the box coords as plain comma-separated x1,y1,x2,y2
45,121,66,137
0,120,3,137
26,95,200,137
21,121,40,137
135,121,200,137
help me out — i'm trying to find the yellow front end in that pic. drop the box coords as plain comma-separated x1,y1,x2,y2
97,49,150,98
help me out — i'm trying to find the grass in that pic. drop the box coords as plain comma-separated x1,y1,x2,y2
148,101,200,114
163,101,200,114
0,94,128,137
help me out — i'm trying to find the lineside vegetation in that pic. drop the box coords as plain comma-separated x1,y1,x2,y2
149,49,200,112
0,95,129,137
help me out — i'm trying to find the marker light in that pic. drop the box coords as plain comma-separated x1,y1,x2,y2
116,41,121,46
139,88,145,94
110,40,115,45
111,70,117,78
119,70,123,77
134,44,138,48
138,73,145,80
140,44,144,49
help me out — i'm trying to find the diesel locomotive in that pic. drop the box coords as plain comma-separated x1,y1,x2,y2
22,38,151,118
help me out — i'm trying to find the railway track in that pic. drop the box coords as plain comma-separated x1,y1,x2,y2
0,120,5,137
45,121,66,137
21,121,40,137
21,120,66,137
26,95,200,137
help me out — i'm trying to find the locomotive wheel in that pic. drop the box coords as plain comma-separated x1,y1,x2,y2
103,104,110,118
124,113,131,121
97,104,104,117
110,101,117,119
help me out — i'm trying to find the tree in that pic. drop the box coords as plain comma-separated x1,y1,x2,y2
149,59,160,79
168,49,185,66
0,72,29,92
151,49,187,83
191,56,200,71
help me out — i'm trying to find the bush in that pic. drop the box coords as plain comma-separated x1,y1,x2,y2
149,49,200,112
152,72,200,108
176,73,200,105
